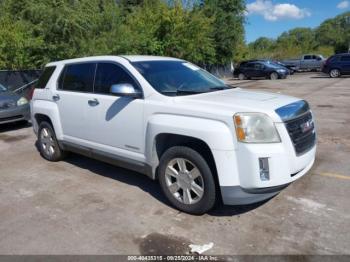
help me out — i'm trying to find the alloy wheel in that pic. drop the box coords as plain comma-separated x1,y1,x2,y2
40,127,55,157
330,69,340,78
270,72,278,80
164,158,204,205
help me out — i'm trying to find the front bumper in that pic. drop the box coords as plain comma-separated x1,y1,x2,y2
0,104,30,124
213,120,316,206
221,156,314,205
278,72,288,79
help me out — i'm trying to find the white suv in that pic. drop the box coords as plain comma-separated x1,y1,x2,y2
31,56,316,214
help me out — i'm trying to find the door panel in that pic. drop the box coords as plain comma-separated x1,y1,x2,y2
340,56,350,73
254,63,265,77
55,63,96,142
88,95,144,154
87,62,145,159
55,91,95,141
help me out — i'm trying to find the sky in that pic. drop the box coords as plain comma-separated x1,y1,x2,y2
245,0,350,43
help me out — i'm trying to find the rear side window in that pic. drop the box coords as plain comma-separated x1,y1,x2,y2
340,56,350,62
304,55,312,60
60,63,96,92
94,63,137,94
36,66,56,89
245,63,255,68
254,63,264,70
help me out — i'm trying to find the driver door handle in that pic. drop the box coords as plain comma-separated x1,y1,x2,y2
88,98,99,106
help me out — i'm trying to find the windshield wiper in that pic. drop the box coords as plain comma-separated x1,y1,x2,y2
161,89,210,96
210,84,238,90
209,86,227,91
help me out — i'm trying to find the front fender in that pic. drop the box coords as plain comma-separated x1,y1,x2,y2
145,114,236,177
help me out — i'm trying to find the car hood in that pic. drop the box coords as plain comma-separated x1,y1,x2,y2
0,91,20,101
175,88,301,122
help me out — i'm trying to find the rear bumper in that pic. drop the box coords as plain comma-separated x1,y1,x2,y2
0,104,30,124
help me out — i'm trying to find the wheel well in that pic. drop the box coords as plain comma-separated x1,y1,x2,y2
155,133,221,199
330,68,341,71
34,114,53,127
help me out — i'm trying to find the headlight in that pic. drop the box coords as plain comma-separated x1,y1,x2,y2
234,113,281,143
17,97,28,106
277,69,286,73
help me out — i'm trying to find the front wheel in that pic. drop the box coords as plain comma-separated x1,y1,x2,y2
270,72,279,80
329,69,341,78
158,146,217,215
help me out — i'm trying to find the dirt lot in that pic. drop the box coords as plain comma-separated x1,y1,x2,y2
0,73,349,255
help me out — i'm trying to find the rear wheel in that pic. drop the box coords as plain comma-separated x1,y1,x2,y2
158,146,216,215
329,69,341,78
270,72,279,80
238,73,246,80
38,121,66,161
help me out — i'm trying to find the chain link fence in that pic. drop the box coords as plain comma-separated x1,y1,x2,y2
202,63,235,79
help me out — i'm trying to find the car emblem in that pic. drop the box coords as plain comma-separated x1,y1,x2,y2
301,119,313,133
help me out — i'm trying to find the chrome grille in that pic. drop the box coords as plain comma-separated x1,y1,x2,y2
276,100,316,156
284,112,316,155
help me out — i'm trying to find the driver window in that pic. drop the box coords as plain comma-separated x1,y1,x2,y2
254,63,264,70
94,63,137,95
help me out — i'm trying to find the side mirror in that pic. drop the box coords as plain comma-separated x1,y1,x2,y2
110,83,142,98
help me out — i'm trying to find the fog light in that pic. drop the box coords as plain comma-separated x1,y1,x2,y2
259,158,270,181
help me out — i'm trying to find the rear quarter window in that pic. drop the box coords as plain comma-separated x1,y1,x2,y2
36,66,56,89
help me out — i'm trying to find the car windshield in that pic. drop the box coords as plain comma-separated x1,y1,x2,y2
131,61,229,96
0,84,8,92
261,61,281,68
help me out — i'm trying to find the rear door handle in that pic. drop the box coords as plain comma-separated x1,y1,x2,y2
52,94,60,101
88,98,99,106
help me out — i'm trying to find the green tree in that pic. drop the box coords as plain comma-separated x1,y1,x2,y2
316,11,350,53
201,0,246,64
0,18,43,69
122,0,215,64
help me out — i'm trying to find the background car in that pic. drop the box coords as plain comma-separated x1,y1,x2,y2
322,53,350,78
281,54,325,71
234,61,289,80
0,83,30,124
274,61,295,74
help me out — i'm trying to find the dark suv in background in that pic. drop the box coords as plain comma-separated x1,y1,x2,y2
234,60,289,80
322,53,350,78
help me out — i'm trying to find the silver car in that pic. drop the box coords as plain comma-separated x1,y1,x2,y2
0,84,30,124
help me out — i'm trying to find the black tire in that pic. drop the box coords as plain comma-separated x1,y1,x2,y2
158,146,216,215
38,121,66,161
